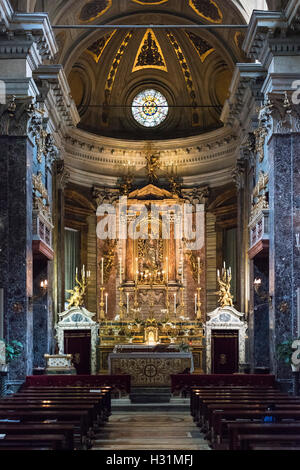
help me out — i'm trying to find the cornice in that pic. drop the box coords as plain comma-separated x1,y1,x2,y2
62,125,239,183
10,13,58,60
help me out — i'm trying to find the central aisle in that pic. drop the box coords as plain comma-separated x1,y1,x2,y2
92,400,211,450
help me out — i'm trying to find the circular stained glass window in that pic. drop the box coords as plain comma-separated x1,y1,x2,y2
132,89,169,128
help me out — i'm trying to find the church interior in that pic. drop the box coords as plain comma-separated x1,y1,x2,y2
0,0,300,452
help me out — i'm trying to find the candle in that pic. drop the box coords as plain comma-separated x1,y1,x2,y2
105,293,108,315
126,293,130,314
76,267,78,277
82,265,85,278
195,293,197,315
217,269,220,279
101,258,104,285
197,257,200,285
174,293,177,314
120,258,122,284
166,257,169,283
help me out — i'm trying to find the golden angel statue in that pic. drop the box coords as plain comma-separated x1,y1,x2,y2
66,269,88,309
217,266,234,308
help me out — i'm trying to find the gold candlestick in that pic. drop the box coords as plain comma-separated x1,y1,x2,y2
134,281,139,309
180,287,185,315
119,287,125,320
196,287,202,320
99,287,105,320
165,279,170,313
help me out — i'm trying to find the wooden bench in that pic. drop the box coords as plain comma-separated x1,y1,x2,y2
227,422,300,450
0,409,91,448
0,433,66,450
212,410,300,446
237,434,300,451
0,423,75,450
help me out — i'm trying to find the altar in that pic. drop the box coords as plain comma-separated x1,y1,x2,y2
108,344,194,387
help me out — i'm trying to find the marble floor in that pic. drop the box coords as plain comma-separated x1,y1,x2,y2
92,400,211,451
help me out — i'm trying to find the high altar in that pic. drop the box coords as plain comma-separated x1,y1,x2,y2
94,153,206,375
58,152,246,380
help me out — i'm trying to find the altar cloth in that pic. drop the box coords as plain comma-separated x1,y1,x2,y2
109,352,194,387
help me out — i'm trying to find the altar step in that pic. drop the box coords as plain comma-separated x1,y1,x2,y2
130,387,172,404
112,398,190,412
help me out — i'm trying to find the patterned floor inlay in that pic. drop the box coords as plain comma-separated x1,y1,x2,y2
92,410,211,450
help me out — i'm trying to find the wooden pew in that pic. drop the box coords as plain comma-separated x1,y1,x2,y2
212,410,300,447
0,433,66,450
0,423,75,450
227,422,300,450
0,409,91,448
237,434,300,451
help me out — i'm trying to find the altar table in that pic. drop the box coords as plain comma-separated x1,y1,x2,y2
108,352,194,387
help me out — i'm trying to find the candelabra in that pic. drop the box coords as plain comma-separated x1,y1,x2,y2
119,287,125,320
99,287,105,320
196,287,202,320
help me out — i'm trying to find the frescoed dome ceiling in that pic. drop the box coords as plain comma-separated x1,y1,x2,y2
38,0,249,140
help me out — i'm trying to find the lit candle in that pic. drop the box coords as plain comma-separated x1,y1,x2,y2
101,258,104,286
105,293,108,315
82,265,85,278
217,269,220,279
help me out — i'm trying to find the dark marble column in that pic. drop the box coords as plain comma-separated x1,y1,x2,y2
268,132,300,382
253,258,270,370
0,135,34,385
33,258,53,368
52,161,68,318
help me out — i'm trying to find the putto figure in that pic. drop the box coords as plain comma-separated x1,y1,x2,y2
217,264,234,308
66,266,90,309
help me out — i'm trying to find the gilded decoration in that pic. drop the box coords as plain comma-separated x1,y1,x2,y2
217,266,234,308
253,171,269,199
189,0,223,23
185,31,215,63
32,172,48,201
66,268,89,309
101,239,117,283
187,251,202,284
86,30,116,63
103,31,133,124
254,125,268,163
146,151,161,182
234,31,245,50
132,0,168,4
132,29,167,73
79,0,112,22
166,30,199,126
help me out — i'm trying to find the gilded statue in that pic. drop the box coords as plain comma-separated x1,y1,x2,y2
146,153,161,182
66,271,88,309
217,267,234,308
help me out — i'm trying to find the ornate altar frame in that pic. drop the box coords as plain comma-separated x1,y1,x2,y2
205,306,248,373
56,307,99,375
